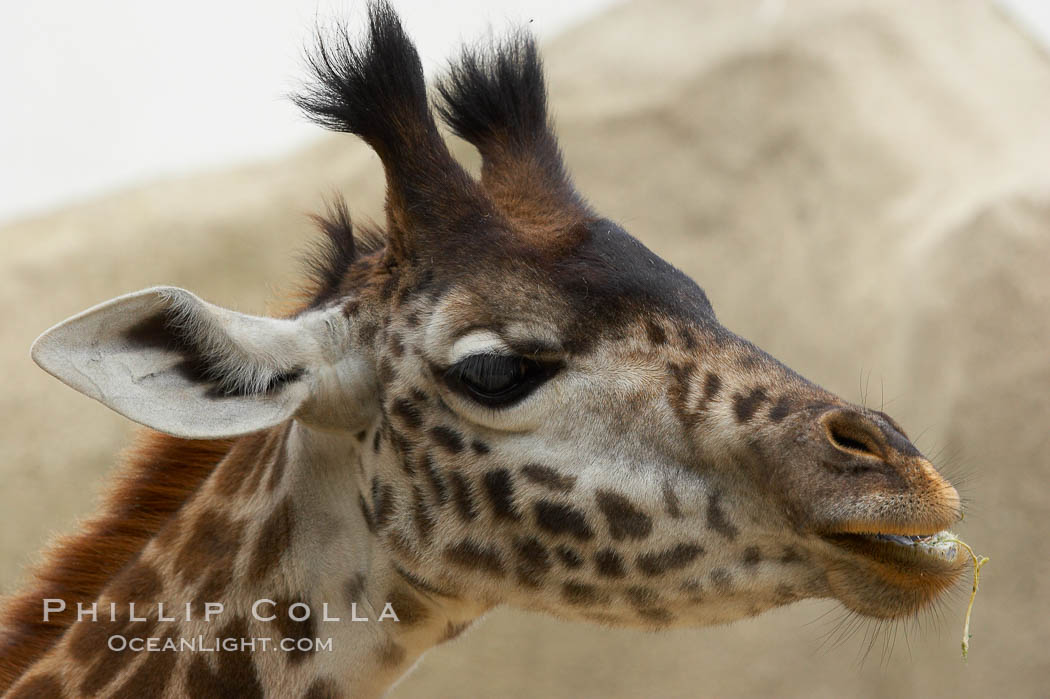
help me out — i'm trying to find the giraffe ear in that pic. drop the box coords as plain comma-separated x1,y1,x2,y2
31,287,346,439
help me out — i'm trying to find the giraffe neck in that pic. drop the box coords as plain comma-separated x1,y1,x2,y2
9,421,479,698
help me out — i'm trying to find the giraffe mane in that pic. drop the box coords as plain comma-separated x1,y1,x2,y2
0,198,384,692
0,432,235,692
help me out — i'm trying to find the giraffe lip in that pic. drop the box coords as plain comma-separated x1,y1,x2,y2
824,530,962,566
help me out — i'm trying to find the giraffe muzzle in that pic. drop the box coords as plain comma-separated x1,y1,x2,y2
797,408,969,616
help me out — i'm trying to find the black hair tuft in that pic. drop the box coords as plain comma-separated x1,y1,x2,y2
304,197,356,307
436,30,551,153
293,1,433,159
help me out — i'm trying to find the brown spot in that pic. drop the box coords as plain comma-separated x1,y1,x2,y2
742,546,762,567
412,485,436,542
380,275,398,301
273,599,317,666
594,549,627,578
534,501,593,540
562,582,610,606
174,509,245,588
482,469,520,521
637,607,673,624
377,640,407,667
185,618,264,698
78,618,140,694
389,429,414,464
448,471,478,522
733,387,768,423
679,325,699,351
392,398,423,430
421,453,449,504
69,613,124,664
372,428,383,454
661,481,683,518
769,396,794,422
377,358,394,386
625,586,660,608
706,492,738,540
304,677,342,699
390,335,405,358
666,361,694,424
520,464,576,492
780,546,805,564
703,372,722,401
342,299,360,317
513,536,552,588
430,426,464,454
645,319,667,345
107,562,162,603
595,491,652,541
386,586,430,627
9,674,67,699
196,566,234,606
680,579,704,602
345,573,366,604
358,321,379,345
444,540,505,576
471,440,491,455
111,630,177,696
248,497,294,580
213,430,268,497
373,479,395,528
555,545,584,569
710,568,733,592
637,543,705,576
775,583,797,604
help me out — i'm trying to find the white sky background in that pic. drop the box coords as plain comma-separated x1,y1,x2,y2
1,0,1047,225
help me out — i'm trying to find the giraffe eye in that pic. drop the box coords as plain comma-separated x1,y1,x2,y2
444,353,559,408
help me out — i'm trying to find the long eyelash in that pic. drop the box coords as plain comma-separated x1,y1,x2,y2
443,352,562,408
451,354,520,385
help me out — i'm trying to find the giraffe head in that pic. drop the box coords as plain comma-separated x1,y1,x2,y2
32,2,964,632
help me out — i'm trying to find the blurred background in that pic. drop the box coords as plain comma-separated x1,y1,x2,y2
2,0,1049,697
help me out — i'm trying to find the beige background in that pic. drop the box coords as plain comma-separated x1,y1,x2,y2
3,0,1049,696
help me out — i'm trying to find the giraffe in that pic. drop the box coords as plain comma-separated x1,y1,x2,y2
1,3,967,697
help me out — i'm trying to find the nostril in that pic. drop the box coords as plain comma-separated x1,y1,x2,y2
822,411,884,460
828,429,878,456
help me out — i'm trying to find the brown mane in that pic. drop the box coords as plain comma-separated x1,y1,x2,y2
0,160,370,693
0,431,235,692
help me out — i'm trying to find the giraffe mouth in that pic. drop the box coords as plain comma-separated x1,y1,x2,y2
824,529,963,569
861,531,959,562
820,528,968,619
